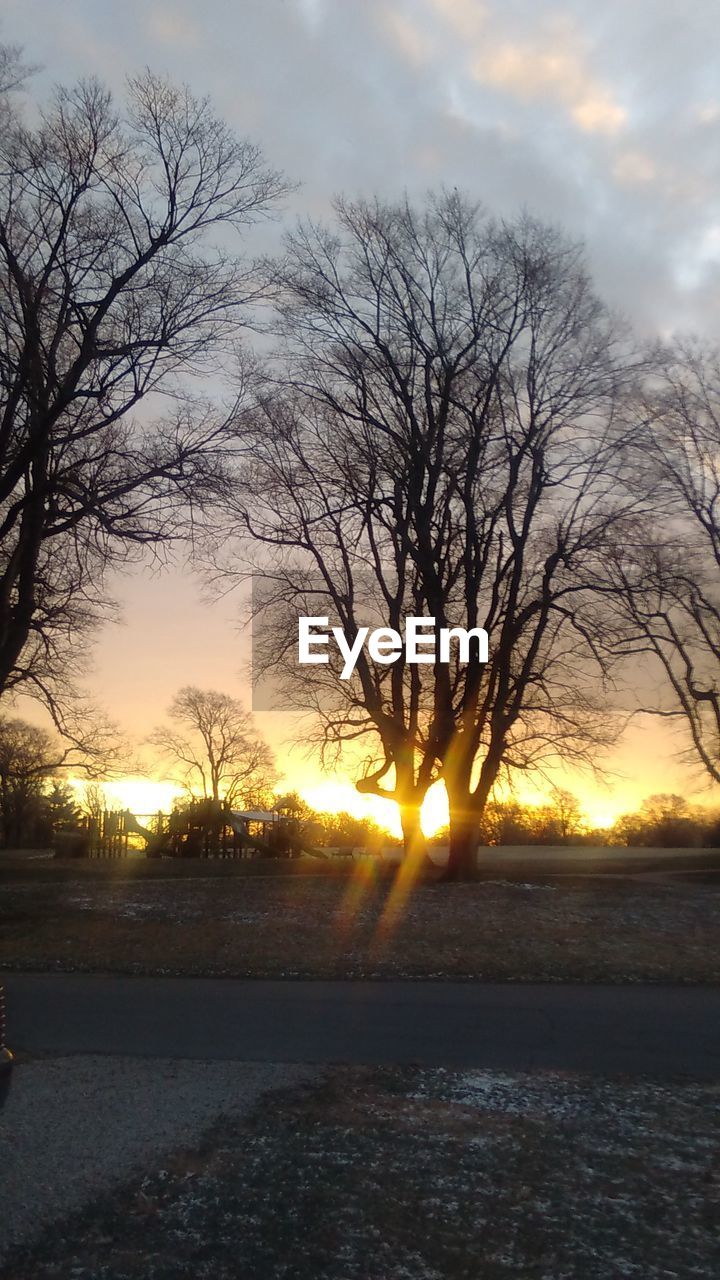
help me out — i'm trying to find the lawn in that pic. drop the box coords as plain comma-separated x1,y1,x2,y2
1,851,719,982
4,1064,719,1279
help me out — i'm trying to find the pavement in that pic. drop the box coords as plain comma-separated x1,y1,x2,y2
2,975,719,1266
5,973,720,1076
0,1056,314,1265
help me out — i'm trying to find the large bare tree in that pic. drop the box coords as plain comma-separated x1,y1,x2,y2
0,50,286,741
221,194,639,877
612,342,720,783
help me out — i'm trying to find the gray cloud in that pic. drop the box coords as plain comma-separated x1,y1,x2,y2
4,0,720,332
4,0,717,803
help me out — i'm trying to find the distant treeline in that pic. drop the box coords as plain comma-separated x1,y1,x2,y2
279,790,720,851
0,731,717,852
429,793,720,850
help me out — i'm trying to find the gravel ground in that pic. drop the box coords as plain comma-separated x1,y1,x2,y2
3,1065,719,1279
0,1056,315,1265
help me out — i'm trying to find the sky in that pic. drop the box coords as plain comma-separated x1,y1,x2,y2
4,0,720,830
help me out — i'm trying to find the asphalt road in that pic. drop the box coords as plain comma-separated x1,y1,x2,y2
4,974,720,1076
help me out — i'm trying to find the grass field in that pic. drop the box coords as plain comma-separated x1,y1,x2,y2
5,1065,719,1279
2,850,719,982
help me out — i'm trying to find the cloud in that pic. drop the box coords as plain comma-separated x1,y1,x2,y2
9,0,720,341
389,5,627,137
473,37,626,135
425,0,489,41
612,150,657,185
146,7,201,49
381,11,433,66
674,223,720,290
695,102,720,124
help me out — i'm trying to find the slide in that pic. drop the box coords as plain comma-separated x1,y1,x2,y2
227,811,326,859
124,811,155,844
285,831,327,860
226,811,251,837
227,811,276,855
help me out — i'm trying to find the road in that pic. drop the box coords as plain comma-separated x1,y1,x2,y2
4,973,720,1075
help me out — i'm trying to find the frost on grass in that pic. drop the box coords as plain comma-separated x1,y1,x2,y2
5,1066,719,1280
3,868,720,981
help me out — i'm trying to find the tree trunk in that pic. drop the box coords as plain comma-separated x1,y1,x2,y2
444,769,480,880
443,742,504,881
399,801,430,870
445,814,480,880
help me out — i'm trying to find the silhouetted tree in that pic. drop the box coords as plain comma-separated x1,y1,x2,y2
543,788,584,844
0,715,55,845
478,799,531,846
613,343,720,783
475,790,583,845
82,782,106,825
224,193,637,877
612,793,708,847
44,780,81,832
0,47,286,741
0,40,34,97
151,686,275,806
320,810,386,854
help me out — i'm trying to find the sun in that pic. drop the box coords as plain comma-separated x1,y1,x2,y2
298,778,450,838
420,784,449,836
581,802,617,831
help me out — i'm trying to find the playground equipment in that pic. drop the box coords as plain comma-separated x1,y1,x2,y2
123,812,155,844
227,809,282,856
165,803,293,859
230,810,328,859
163,802,326,860
86,809,166,858
82,800,326,861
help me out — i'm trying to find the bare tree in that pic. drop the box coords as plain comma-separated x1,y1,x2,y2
82,780,107,824
221,194,638,877
542,788,584,844
243,405,442,865
151,686,275,807
0,714,56,845
612,793,708,848
473,790,583,845
0,40,35,96
613,342,720,782
0,49,287,739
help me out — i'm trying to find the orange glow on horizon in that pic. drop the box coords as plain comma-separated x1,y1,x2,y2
68,711,719,839
70,777,185,817
67,769,699,836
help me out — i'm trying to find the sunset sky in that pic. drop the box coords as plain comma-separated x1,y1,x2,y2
5,0,720,831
